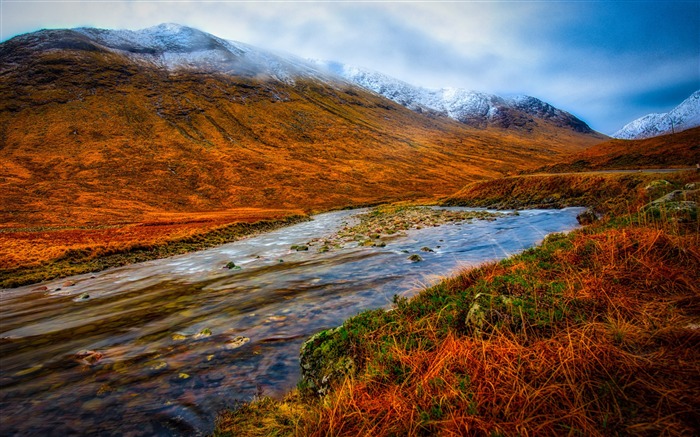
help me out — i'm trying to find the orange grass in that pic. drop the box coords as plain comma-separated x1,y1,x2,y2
0,208,301,270
0,208,307,288
443,171,697,215
216,178,700,436
298,229,700,436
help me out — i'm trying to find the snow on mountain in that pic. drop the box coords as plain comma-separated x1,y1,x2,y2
313,61,593,132
612,90,700,139
71,23,331,83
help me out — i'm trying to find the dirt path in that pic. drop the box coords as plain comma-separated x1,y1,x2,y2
526,167,696,177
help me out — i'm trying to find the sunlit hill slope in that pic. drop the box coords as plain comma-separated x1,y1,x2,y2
536,126,700,173
0,25,605,280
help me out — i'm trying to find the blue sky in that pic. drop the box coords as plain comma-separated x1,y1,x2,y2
2,1,698,134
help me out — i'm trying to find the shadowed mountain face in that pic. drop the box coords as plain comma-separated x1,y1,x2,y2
0,25,605,228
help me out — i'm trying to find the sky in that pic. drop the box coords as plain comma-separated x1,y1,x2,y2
1,0,698,135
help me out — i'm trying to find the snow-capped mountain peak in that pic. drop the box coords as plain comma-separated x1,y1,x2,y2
312,61,594,133
68,24,330,83
612,90,700,139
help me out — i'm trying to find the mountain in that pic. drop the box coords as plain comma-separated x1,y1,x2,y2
0,24,604,233
314,61,596,134
612,90,700,139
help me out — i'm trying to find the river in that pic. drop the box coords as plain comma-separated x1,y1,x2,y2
0,207,584,435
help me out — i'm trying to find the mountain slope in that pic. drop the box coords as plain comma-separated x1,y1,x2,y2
535,126,700,173
314,61,598,135
0,24,605,231
612,90,700,139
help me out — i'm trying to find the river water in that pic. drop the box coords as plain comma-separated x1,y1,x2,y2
0,207,584,436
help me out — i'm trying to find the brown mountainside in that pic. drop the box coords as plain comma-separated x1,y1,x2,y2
0,26,608,281
535,126,700,173
0,27,604,230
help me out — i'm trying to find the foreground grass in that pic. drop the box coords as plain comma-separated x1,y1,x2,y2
216,172,699,436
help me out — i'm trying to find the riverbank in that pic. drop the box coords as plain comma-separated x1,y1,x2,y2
0,211,308,289
441,171,696,214
215,171,699,436
0,204,509,290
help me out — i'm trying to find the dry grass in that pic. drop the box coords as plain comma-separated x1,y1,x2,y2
0,209,307,288
0,208,300,270
216,173,700,437
534,126,700,173
442,171,697,216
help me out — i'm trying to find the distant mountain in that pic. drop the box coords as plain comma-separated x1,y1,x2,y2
0,24,604,229
314,62,596,134
612,90,700,139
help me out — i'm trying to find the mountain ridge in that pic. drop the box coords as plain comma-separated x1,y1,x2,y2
5,23,601,137
313,61,597,134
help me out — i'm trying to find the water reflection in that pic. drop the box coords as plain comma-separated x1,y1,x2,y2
0,207,584,435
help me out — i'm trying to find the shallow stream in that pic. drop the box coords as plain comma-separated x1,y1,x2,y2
0,207,584,435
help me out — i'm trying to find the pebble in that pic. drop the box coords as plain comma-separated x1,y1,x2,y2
193,328,212,339
205,372,226,383
74,293,90,301
75,350,104,365
82,398,102,412
225,336,250,349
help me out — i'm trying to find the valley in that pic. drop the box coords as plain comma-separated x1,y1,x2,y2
1,22,698,437
0,25,604,287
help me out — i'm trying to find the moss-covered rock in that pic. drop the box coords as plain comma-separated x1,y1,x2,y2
642,189,698,221
408,254,423,262
298,326,356,398
576,208,599,225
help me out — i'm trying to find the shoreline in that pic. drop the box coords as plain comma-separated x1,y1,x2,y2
0,205,512,290
0,214,310,289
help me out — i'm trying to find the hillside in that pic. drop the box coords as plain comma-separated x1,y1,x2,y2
0,25,605,282
534,126,700,173
612,90,700,139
